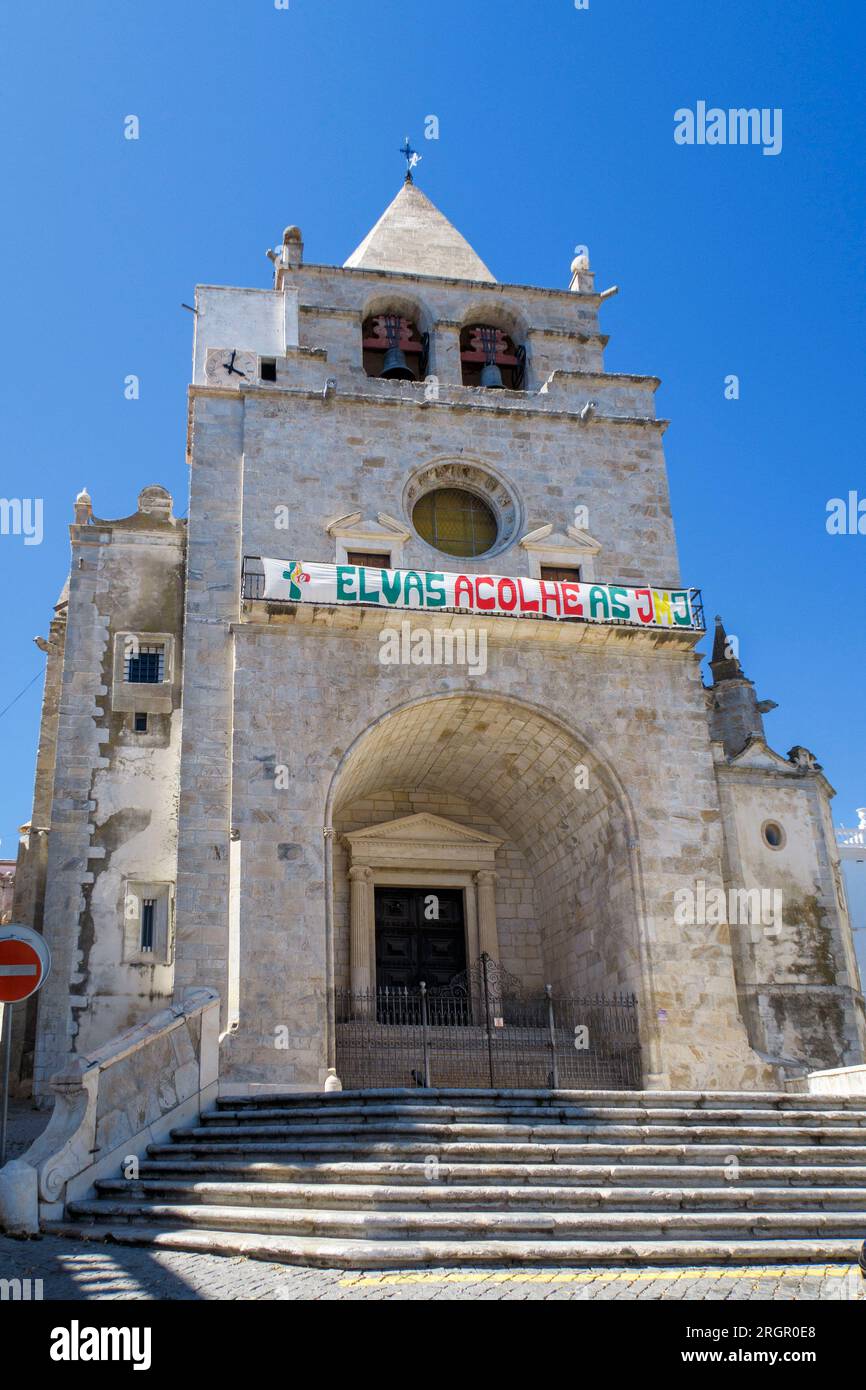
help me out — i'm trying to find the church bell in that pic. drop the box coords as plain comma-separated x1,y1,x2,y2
380,346,415,380
480,361,505,389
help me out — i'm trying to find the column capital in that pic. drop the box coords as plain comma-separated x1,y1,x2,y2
474,869,498,886
348,864,373,882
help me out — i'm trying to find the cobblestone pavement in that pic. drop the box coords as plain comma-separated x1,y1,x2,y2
0,1236,863,1301
3,1100,50,1161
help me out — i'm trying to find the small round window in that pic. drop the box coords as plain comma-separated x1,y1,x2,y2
413,487,498,557
762,821,785,850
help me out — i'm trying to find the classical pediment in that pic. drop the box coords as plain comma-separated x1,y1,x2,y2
325,512,412,543
347,813,501,847
728,737,803,773
519,523,603,555
345,813,501,870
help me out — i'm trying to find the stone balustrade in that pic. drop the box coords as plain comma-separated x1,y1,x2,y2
0,987,219,1234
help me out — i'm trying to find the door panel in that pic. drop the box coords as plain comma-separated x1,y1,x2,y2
375,887,466,989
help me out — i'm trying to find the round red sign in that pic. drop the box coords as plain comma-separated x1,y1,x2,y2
0,936,45,1003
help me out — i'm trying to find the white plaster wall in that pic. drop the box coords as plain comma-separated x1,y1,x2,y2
193,286,299,383
76,715,182,1054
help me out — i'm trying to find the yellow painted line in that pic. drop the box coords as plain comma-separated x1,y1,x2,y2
339,1264,855,1288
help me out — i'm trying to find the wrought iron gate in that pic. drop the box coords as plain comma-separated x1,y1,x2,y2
334,954,642,1090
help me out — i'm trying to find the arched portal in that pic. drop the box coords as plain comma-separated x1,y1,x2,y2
325,692,659,1085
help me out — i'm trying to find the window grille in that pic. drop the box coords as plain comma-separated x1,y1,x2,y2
140,898,156,952
124,644,165,684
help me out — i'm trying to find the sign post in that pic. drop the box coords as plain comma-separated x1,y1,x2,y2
0,925,51,1168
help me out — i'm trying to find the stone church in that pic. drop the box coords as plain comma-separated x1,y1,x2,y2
12,175,865,1102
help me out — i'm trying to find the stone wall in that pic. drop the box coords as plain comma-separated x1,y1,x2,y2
20,195,863,1102
173,248,773,1092
237,391,679,592
203,602,770,1091
289,264,608,388
32,490,186,1096
716,755,866,1069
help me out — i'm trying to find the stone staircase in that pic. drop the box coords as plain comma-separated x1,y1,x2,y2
51,1088,866,1268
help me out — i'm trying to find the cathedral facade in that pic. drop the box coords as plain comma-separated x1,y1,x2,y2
13,178,865,1098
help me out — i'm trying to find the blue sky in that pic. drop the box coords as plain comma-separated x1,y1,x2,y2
1,0,864,950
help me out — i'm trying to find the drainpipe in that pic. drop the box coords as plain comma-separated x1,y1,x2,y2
224,829,241,1038
221,625,240,1041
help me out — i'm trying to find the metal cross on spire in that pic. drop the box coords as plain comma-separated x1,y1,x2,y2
400,136,422,182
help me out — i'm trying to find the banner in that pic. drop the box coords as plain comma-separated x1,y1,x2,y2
259,559,703,631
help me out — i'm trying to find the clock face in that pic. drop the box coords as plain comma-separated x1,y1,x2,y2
204,348,258,386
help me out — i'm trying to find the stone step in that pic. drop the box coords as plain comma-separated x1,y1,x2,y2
63,1084,866,1270
172,1120,866,1145
92,1179,866,1212
203,1104,866,1128
45,1220,866,1268
148,1139,866,1165
135,1158,866,1188
215,1088,866,1111
65,1199,866,1242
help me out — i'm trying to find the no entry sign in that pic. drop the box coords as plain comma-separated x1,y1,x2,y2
1,925,51,1165
0,925,51,1003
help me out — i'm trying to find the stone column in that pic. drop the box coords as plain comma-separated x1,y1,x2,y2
349,865,375,996
474,870,500,963
432,324,464,386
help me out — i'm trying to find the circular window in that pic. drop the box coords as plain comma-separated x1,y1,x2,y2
412,487,498,557
762,821,786,850
404,459,522,557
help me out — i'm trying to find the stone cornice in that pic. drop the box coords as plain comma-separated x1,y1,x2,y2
750,981,862,1001
70,524,186,548
232,605,701,653
714,756,836,801
540,367,661,390
287,262,604,305
187,381,667,430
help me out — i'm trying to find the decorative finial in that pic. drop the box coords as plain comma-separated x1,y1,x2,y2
400,136,421,183
74,487,92,524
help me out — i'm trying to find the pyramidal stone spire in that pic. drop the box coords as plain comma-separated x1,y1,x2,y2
709,614,744,684
707,615,778,757
343,181,496,283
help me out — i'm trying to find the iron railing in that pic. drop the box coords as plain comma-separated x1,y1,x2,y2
242,556,266,601
334,956,642,1091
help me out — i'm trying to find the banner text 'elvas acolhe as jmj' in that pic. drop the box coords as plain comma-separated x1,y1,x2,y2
259,559,703,631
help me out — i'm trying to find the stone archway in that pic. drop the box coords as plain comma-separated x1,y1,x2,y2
326,691,660,1079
